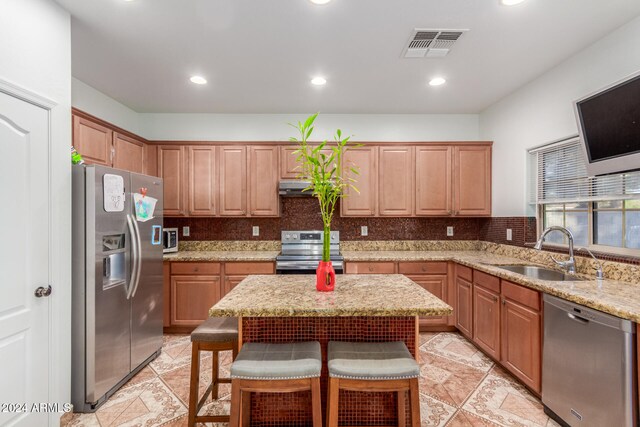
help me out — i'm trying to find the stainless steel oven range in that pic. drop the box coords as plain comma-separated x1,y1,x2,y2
275,230,344,274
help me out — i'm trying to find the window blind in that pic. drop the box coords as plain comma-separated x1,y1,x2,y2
529,137,640,204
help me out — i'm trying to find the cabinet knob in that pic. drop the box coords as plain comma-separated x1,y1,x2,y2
368,266,373,272
194,267,199,272
502,299,506,305
421,265,427,272
493,296,498,302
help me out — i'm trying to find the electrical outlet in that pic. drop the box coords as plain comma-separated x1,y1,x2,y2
446,226,454,237
506,229,513,241
182,226,190,237
252,226,260,237
361,226,368,236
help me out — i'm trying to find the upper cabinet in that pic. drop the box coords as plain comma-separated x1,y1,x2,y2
249,146,279,216
280,146,300,179
158,145,186,217
453,145,492,216
113,133,143,174
415,146,452,216
378,146,414,216
341,147,378,217
73,115,113,166
219,146,248,216
188,146,217,216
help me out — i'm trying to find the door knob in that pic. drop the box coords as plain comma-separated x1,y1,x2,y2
34,285,52,298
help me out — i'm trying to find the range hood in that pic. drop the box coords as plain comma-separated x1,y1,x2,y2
278,180,314,197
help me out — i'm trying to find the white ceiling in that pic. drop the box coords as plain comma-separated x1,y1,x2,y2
56,0,640,114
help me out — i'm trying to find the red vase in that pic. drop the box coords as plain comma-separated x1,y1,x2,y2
316,261,336,292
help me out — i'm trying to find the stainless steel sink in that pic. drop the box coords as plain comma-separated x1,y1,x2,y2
495,265,586,281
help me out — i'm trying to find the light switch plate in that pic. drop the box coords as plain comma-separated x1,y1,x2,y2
252,226,260,237
183,226,190,237
446,226,454,237
361,226,368,236
506,228,513,241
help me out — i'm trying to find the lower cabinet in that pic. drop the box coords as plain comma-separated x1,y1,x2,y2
455,265,473,339
164,261,275,331
472,271,501,360
399,261,449,328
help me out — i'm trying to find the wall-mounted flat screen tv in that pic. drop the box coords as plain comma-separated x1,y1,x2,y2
575,71,640,176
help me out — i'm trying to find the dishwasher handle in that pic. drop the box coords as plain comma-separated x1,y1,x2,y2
567,312,589,324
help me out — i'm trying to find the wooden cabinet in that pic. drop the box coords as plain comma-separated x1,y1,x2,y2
345,262,396,274
415,146,452,216
223,262,275,297
188,146,217,216
280,146,301,179
455,265,473,339
73,115,113,166
158,145,186,216
453,145,491,216
143,144,158,177
472,271,501,360
163,262,171,328
378,146,414,216
171,275,221,326
113,132,143,173
249,146,280,216
500,280,541,393
341,147,378,217
219,146,247,216
400,262,448,327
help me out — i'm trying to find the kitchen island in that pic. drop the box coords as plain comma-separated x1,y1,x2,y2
209,274,452,426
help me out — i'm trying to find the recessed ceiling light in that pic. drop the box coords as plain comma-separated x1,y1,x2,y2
190,76,207,85
311,77,327,86
500,0,526,5
429,77,446,86
310,0,331,4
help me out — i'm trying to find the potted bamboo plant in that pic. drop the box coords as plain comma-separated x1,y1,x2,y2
290,113,359,292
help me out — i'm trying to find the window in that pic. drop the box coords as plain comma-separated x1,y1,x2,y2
530,138,640,254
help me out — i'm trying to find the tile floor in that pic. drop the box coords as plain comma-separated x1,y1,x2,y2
65,332,560,427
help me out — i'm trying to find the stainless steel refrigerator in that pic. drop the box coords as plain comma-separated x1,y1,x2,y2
71,164,164,412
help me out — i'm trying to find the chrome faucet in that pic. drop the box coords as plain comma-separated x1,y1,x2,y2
534,226,576,274
577,247,604,280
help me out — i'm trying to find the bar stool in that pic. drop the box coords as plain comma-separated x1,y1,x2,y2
229,341,323,427
188,316,239,427
326,341,421,427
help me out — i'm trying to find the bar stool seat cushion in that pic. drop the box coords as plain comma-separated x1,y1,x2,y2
191,317,238,343
231,342,322,380
327,341,420,380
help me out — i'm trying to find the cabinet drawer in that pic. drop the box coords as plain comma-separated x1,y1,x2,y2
398,261,447,275
474,270,500,293
171,262,221,275
225,262,275,275
345,262,396,274
502,280,540,311
456,264,472,281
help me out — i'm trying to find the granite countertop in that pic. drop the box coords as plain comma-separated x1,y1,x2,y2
343,250,640,323
163,250,279,262
209,274,453,317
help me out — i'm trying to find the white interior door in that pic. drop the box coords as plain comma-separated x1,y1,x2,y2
0,91,50,426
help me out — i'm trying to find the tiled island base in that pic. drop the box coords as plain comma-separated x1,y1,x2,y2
241,316,417,427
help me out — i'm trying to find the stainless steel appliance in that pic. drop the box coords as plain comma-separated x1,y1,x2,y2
71,164,164,412
276,230,344,274
278,180,314,197
542,294,637,427
163,227,178,253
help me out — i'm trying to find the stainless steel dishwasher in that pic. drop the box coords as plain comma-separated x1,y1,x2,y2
542,294,637,427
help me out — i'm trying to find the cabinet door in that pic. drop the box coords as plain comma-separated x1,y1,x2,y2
453,145,491,216
113,132,144,173
223,275,245,297
219,146,247,216
455,276,473,339
170,275,221,326
473,286,501,360
163,262,171,328
407,274,448,327
378,146,414,216
341,147,377,217
188,146,217,216
415,146,452,216
501,298,541,393
249,146,279,216
73,115,112,166
158,146,186,216
143,144,158,177
280,146,300,179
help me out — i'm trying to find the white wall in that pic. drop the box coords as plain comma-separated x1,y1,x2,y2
480,15,640,217
0,0,72,422
139,113,479,142
72,77,141,134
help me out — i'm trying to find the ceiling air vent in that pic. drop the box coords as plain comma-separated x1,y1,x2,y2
403,29,468,58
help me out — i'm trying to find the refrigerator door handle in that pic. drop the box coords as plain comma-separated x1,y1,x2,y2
131,216,143,298
126,214,139,300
